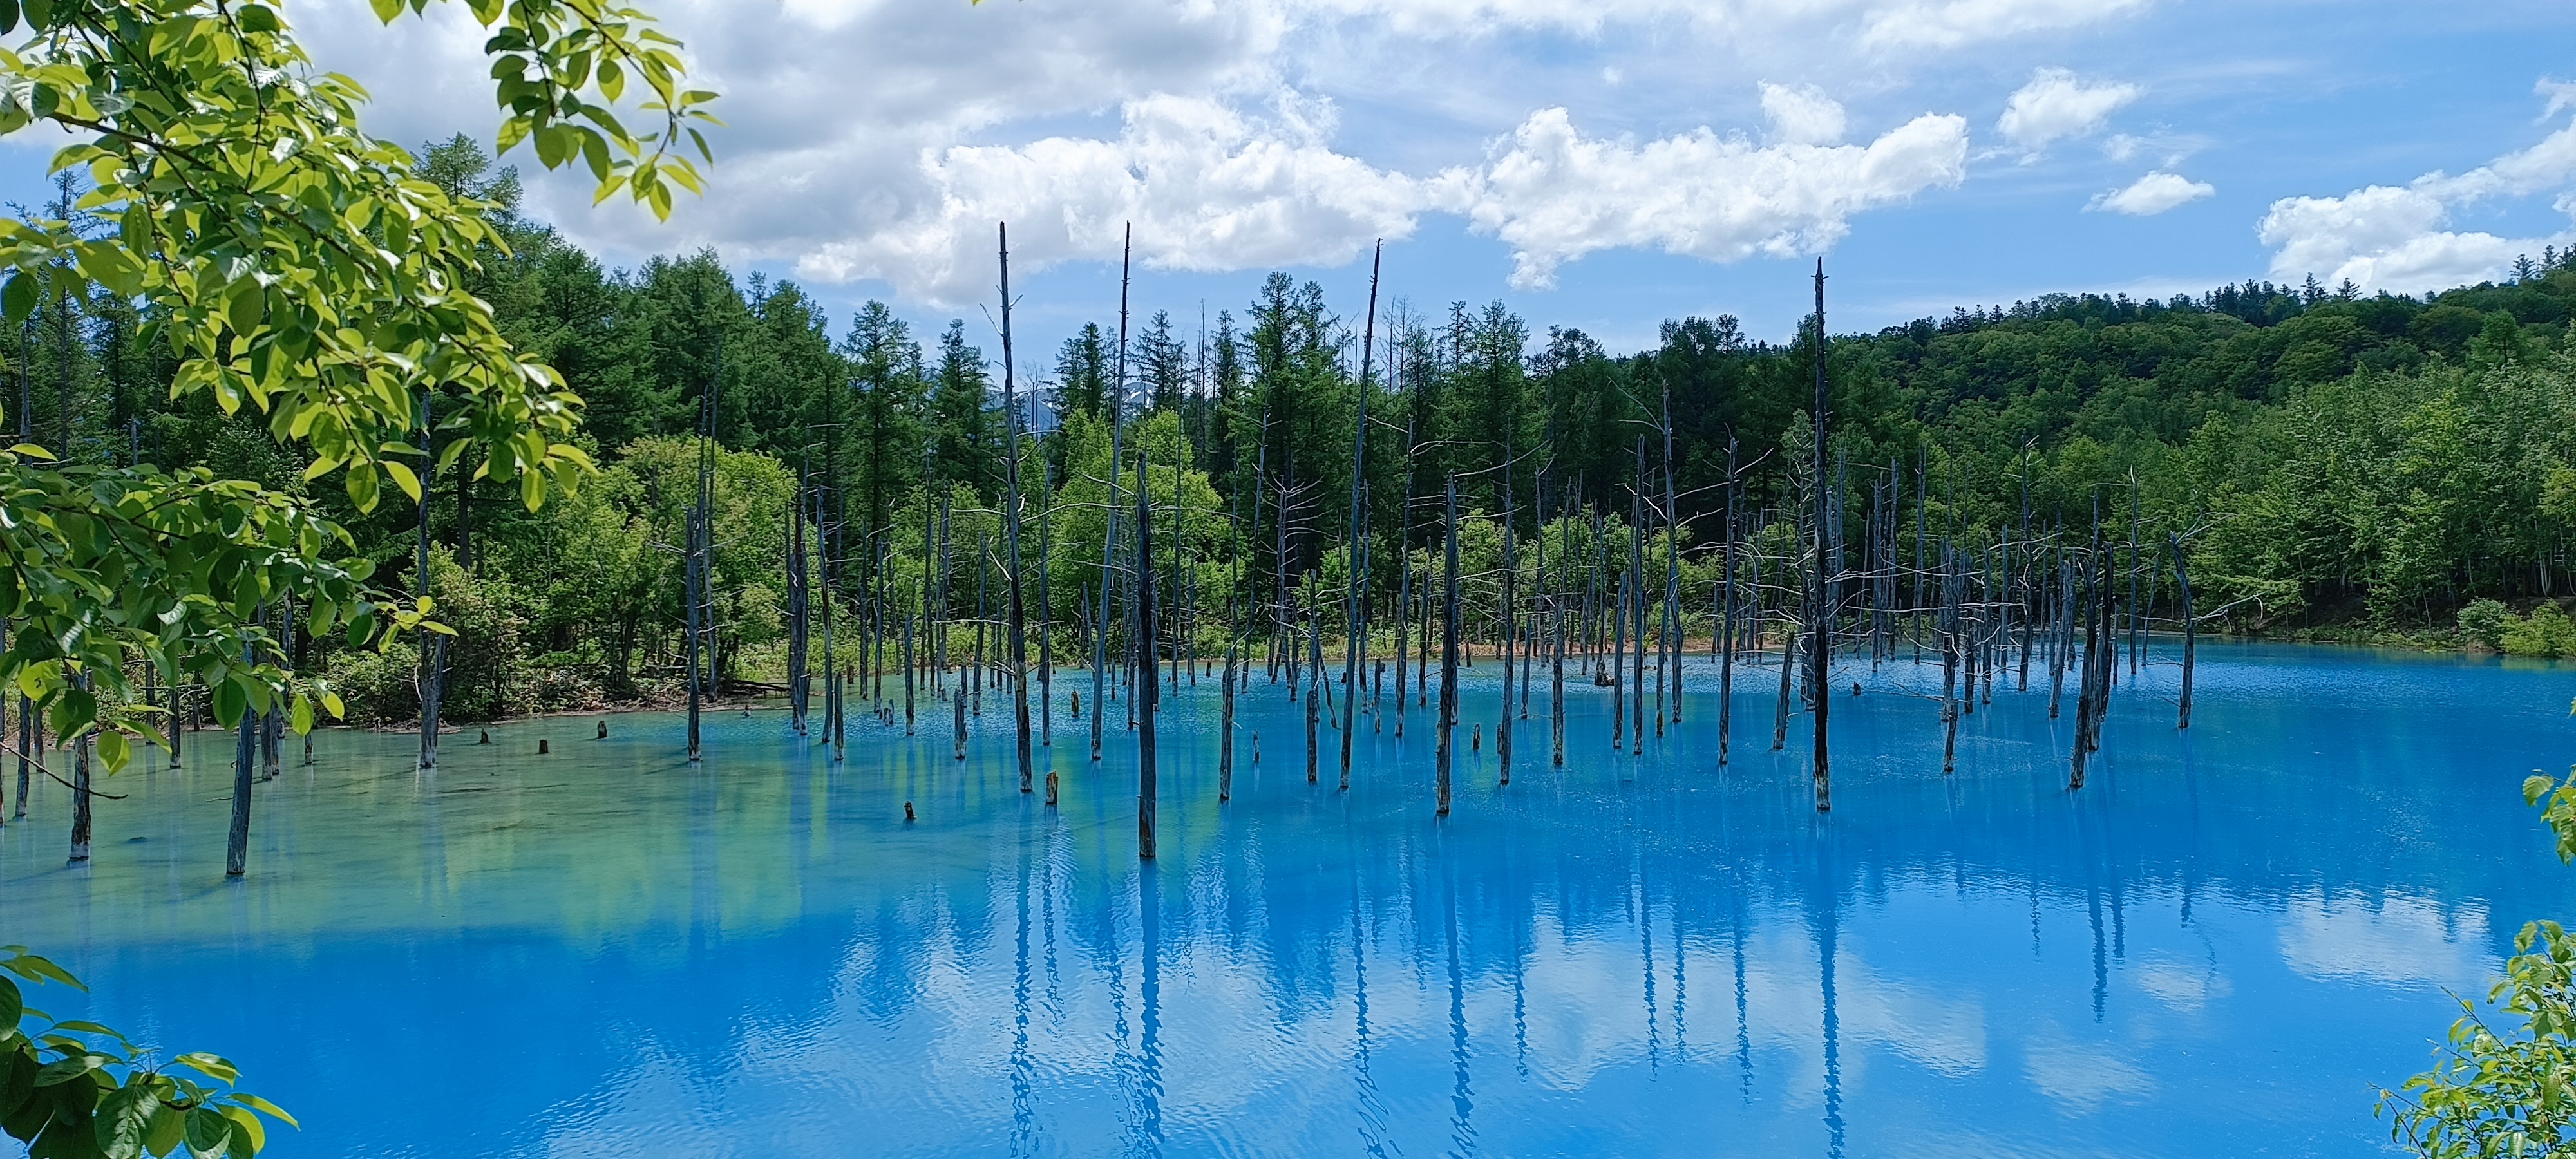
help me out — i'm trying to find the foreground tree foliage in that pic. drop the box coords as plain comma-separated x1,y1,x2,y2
2383,768,2576,1156
0,948,290,1159
0,0,713,753
0,1,717,1151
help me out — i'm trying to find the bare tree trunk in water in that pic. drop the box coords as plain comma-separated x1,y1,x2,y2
1135,452,1159,860
1497,470,1515,786
68,676,90,862
1305,569,1323,784
1341,243,1380,787
998,223,1035,794
2172,532,2195,730
1436,475,1460,817
1719,440,1738,765
1219,643,1237,802
226,639,255,878
1809,259,1833,815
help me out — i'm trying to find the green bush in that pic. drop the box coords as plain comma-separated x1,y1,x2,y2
2501,605,2576,659
324,641,421,727
2460,599,2512,650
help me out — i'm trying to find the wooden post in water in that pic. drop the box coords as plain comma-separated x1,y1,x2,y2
1809,259,1832,814
1097,225,1131,757
2171,532,2195,730
68,675,90,862
1219,641,1238,802
1611,558,1629,749
1135,451,1160,860
1941,551,1962,775
1340,241,1381,789
788,469,810,734
2069,539,2110,789
1719,437,1739,764
416,389,444,771
1628,452,1647,755
225,639,254,878
1039,461,1054,753
998,223,1036,795
1497,459,1517,785
903,583,917,733
1305,567,1323,784
1436,474,1460,817
1661,388,1683,727
1392,415,1414,737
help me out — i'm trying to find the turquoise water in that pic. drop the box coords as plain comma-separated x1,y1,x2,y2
3,643,2571,1157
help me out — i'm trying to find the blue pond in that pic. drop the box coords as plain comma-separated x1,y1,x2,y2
4,643,2573,1157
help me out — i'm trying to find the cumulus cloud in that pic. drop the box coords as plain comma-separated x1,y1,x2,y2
272,0,2132,305
2258,86,2576,293
1461,106,1970,288
1997,67,2142,155
1761,82,1850,146
800,94,1426,301
2088,171,2213,216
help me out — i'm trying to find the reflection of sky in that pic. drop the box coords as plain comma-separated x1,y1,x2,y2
1,642,2569,1156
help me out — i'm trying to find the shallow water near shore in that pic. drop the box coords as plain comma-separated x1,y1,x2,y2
3,641,2573,1157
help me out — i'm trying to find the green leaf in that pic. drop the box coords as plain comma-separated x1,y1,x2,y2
0,0,18,36
0,977,18,1030
210,680,243,729
35,1053,100,1086
143,1104,185,1158
214,1106,261,1155
95,1083,156,1159
1,272,35,325
171,1055,234,1085
381,460,420,504
223,1094,292,1131
223,281,263,337
94,731,127,773
182,1107,231,1159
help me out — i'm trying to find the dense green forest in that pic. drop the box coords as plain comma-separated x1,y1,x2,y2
19,138,2576,724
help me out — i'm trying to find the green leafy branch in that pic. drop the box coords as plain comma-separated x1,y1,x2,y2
0,947,294,1159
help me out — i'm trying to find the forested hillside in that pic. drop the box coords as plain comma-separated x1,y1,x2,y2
21,138,2576,722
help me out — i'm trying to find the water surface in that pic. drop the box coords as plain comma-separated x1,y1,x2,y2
3,643,2572,1157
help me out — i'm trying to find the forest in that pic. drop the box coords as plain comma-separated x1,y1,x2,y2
17,137,2576,727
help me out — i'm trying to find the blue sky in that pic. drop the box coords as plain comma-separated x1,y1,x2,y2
6,0,2572,363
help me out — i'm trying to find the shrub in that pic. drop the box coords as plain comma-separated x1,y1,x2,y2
2501,605,2576,659
325,641,421,727
2460,599,2512,650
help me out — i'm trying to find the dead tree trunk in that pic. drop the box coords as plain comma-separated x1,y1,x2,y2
1437,475,1461,817
1136,452,1159,860
225,638,254,878
1719,438,1739,764
2171,531,2195,730
1809,259,1833,814
1497,466,1516,785
998,223,1036,794
1219,641,1238,802
1340,242,1380,787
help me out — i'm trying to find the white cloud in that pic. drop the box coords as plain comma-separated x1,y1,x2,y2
1864,0,2151,50
1761,82,1850,146
799,94,1426,301
1997,67,2142,155
2088,171,2213,216
1462,106,1970,288
268,0,2140,307
2257,91,2576,293
2542,77,2576,122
